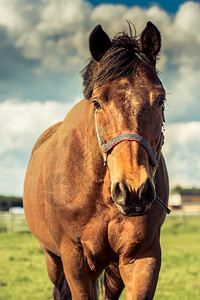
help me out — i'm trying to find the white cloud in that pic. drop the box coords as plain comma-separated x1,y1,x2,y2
0,99,73,154
173,1,200,42
0,1,25,31
0,99,75,195
163,122,200,188
0,162,25,196
0,0,41,36
14,0,93,71
2,0,199,127
39,0,91,34
91,4,127,33
2,1,200,77
165,63,200,123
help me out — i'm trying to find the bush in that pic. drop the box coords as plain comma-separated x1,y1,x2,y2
0,195,23,211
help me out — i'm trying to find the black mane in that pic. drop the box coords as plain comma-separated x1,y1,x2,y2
81,30,153,100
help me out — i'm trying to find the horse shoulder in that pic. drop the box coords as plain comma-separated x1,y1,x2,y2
32,122,62,154
24,122,63,252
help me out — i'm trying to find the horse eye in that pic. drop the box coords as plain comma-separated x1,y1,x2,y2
157,95,165,108
92,99,102,110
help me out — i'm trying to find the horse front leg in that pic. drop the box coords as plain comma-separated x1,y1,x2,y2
60,241,99,300
103,262,124,300
40,243,72,300
119,239,161,300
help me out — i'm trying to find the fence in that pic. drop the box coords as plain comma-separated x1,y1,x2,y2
0,211,29,233
0,210,200,234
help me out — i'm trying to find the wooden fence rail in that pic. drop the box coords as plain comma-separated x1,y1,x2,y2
0,212,29,233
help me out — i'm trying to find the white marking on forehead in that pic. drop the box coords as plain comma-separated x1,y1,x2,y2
125,86,142,105
126,88,133,97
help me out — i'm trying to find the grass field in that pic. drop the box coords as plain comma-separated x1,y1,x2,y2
0,214,200,299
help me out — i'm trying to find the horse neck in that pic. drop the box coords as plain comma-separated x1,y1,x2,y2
62,100,106,183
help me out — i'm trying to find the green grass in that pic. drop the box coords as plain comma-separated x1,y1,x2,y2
0,215,200,299
0,232,53,300
154,215,200,300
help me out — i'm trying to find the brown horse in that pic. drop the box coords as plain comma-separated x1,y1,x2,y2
23,22,169,300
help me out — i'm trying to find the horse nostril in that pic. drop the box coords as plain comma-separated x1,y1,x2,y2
138,179,155,204
111,182,128,206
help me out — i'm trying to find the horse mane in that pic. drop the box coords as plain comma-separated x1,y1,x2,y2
81,27,154,100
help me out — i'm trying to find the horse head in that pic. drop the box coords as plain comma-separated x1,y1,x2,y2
82,22,166,216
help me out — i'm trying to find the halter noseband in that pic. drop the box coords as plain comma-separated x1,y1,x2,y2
94,111,170,214
95,111,163,174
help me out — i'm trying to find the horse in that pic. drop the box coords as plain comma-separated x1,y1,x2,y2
23,21,169,300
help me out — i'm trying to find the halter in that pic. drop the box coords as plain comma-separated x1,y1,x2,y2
94,111,170,214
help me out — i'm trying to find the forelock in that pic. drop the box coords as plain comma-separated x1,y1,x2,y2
81,31,153,100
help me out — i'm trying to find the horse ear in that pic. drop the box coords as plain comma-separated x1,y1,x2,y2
139,22,161,60
89,25,112,61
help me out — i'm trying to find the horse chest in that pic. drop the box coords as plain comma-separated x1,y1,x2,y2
81,219,112,273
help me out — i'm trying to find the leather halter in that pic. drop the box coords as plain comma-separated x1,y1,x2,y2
94,111,170,214
95,111,164,175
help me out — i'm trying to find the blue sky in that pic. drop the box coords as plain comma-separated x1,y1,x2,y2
89,0,195,12
0,0,200,195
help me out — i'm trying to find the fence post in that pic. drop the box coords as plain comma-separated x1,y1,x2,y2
7,212,12,233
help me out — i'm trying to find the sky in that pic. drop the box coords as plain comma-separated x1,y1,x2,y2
0,0,200,196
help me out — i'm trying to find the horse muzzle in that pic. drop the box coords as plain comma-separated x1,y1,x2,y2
111,179,155,216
